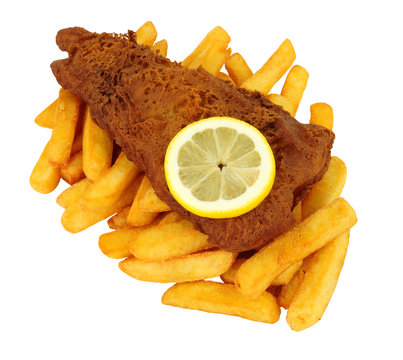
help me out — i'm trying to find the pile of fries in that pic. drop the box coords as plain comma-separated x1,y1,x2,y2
31,21,356,331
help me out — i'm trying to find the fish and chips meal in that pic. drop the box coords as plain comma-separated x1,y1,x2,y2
31,21,357,331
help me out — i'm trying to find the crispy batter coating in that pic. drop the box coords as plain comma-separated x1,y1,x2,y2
51,28,334,251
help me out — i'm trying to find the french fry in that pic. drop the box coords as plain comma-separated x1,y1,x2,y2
280,65,309,117
277,268,305,309
48,89,82,167
82,107,113,181
35,98,58,128
158,211,184,225
30,141,60,194
241,39,296,94
70,131,83,156
127,176,159,226
267,94,294,115
138,176,170,212
162,281,280,324
107,206,130,229
119,249,236,283
310,102,334,130
136,21,158,47
151,39,168,57
56,178,92,208
130,220,212,261
217,72,234,84
287,231,350,331
292,202,302,222
60,151,85,185
182,26,230,68
221,258,302,286
302,156,347,220
84,152,139,209
272,260,303,286
225,53,253,86
99,226,155,259
199,40,231,75
220,258,246,284
235,198,357,298
62,177,141,233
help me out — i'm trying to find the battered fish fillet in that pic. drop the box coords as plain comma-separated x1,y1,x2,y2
51,27,334,252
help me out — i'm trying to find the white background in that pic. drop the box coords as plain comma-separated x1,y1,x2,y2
1,1,402,359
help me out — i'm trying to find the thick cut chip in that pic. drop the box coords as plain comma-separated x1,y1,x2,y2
182,26,231,68
84,152,139,209
62,177,141,233
136,21,157,47
119,250,236,283
310,102,334,130
107,206,130,229
162,281,280,324
267,94,294,114
199,39,231,75
225,53,253,86
241,39,296,94
35,98,58,128
56,178,92,208
280,65,309,117
235,198,357,298
48,89,82,167
278,267,305,309
138,176,171,212
287,231,350,331
60,151,85,185
127,176,160,226
82,106,113,181
30,141,60,194
151,39,168,57
129,220,212,261
302,156,347,220
158,211,185,225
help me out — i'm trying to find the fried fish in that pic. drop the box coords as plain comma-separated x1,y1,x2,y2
51,27,334,252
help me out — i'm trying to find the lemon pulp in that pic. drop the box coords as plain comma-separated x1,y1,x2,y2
164,117,276,218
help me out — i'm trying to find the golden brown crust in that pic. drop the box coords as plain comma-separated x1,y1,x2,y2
51,28,334,251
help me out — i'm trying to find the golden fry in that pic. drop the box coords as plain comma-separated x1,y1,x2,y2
136,21,158,47
216,72,234,84
60,151,85,185
130,220,212,261
48,89,82,167
151,39,168,57
107,206,130,229
302,156,347,220
241,39,296,94
310,102,334,130
292,202,302,223
158,211,185,225
62,177,141,233
272,260,302,286
225,53,253,86
84,152,139,209
200,40,231,75
82,106,113,181
138,176,171,212
287,231,350,331
277,268,305,309
280,65,309,117
267,94,294,114
162,281,280,324
127,176,159,226
220,258,246,284
70,132,83,156
30,141,60,194
35,98,58,128
99,227,152,259
236,198,357,298
56,178,92,208
182,26,230,68
119,250,236,283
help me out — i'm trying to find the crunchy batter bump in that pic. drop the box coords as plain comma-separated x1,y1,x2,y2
51,27,334,251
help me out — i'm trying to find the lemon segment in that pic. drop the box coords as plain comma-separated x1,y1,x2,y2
164,117,276,218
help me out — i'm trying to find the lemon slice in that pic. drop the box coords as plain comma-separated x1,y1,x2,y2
164,117,276,218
